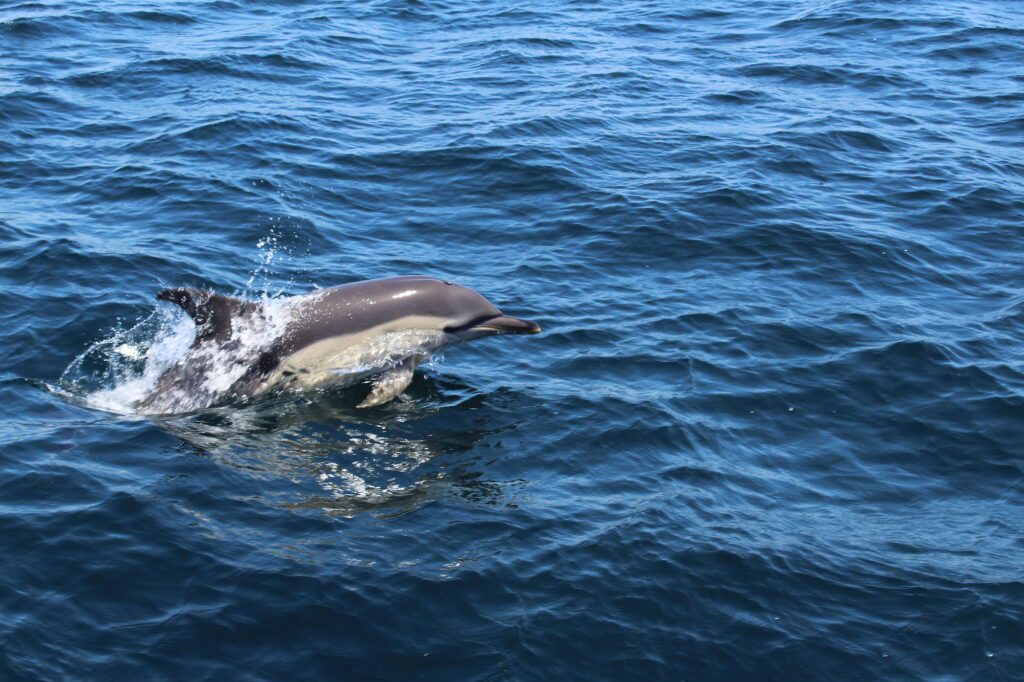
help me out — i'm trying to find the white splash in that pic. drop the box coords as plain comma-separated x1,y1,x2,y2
124,295,303,415
59,307,195,414
114,343,143,360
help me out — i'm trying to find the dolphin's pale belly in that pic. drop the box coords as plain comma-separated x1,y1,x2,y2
254,326,454,398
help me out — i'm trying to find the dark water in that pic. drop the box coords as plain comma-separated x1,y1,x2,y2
2,0,1023,678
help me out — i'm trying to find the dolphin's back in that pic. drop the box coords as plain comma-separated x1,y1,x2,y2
277,275,499,354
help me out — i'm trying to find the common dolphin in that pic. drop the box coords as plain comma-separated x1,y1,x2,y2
136,276,540,414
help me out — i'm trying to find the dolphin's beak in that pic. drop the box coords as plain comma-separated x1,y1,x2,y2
476,315,542,335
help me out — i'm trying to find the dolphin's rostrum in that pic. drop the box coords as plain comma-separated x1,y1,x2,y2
136,276,540,414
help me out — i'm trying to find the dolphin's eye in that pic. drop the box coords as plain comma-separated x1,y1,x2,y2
443,280,453,286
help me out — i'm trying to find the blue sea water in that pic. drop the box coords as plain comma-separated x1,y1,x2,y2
2,0,1024,678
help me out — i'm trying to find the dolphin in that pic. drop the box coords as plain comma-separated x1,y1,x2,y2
135,276,540,414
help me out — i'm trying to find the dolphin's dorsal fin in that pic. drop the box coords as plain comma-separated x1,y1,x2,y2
157,288,238,346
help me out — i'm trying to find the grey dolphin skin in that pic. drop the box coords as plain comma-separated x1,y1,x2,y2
137,276,540,413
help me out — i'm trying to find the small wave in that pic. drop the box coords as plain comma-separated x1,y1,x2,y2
121,10,196,25
65,52,323,90
737,62,917,90
702,89,769,106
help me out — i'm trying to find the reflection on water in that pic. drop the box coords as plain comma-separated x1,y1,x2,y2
159,373,518,517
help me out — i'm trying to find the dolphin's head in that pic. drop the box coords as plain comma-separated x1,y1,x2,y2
426,278,541,341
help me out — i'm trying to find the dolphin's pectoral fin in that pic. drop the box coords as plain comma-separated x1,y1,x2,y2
357,358,417,408
157,288,240,346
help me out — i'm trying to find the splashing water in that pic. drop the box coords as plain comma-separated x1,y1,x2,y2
57,237,307,415
246,232,282,297
127,295,304,415
57,307,196,414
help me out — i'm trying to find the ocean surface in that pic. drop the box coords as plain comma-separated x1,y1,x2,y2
2,0,1023,679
